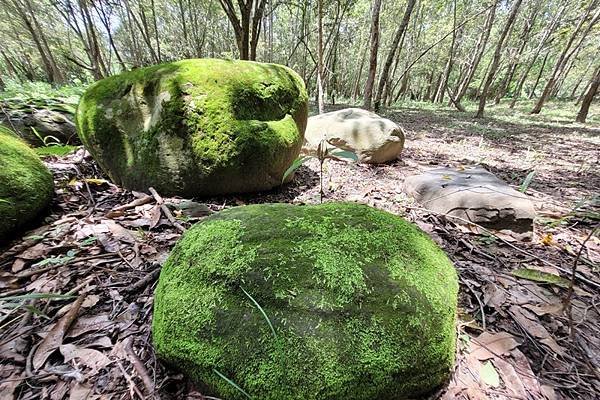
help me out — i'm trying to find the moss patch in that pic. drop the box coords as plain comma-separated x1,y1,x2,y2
152,202,458,399
76,59,308,197
0,128,54,240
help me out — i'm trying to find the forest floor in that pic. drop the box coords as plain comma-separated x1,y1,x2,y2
0,100,599,400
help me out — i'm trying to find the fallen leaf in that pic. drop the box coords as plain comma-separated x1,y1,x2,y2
470,331,520,360
480,360,500,387
69,382,95,400
33,295,85,370
67,314,113,338
523,302,564,316
482,282,506,309
509,306,566,356
492,357,527,398
60,344,112,373
512,268,569,288
18,243,50,260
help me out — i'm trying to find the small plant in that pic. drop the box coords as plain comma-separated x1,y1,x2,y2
519,170,536,193
282,139,358,203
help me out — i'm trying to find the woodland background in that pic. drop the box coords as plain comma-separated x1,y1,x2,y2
0,0,598,121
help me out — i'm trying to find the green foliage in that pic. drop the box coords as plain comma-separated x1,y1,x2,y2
153,202,458,400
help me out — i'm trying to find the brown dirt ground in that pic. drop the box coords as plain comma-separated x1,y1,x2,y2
1,103,598,400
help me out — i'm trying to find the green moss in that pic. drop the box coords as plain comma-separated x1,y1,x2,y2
153,202,458,399
76,59,308,196
0,128,54,240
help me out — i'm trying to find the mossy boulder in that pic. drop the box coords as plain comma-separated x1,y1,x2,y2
0,128,54,240
76,59,308,197
152,202,458,399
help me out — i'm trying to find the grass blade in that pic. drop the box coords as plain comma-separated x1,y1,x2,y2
240,285,277,339
519,170,536,193
213,368,252,399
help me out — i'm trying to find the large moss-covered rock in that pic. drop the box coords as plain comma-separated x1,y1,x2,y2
152,202,458,399
76,59,308,196
0,128,54,240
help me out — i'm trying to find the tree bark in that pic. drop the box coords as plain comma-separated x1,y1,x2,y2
363,0,383,110
373,0,417,111
317,0,325,113
576,64,600,123
219,0,267,61
475,0,523,118
531,2,599,114
494,0,541,104
453,1,497,107
509,4,565,108
434,0,458,103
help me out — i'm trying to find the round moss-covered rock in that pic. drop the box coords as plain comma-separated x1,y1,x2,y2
152,202,458,399
0,128,54,240
76,58,308,197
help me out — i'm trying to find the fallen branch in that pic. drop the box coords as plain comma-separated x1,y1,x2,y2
148,187,186,233
564,223,598,341
111,195,154,212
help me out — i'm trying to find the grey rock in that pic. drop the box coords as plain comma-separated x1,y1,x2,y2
302,108,405,163
0,101,79,146
403,166,536,234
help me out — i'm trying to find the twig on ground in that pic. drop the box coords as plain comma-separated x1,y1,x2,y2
148,187,186,233
124,337,156,398
126,266,161,295
460,277,486,330
406,205,600,290
112,195,154,212
564,224,598,341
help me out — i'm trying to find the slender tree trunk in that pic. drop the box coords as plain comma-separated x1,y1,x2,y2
434,0,458,103
495,0,541,104
509,4,565,108
373,0,417,111
570,59,594,98
531,3,599,114
453,2,498,107
475,0,523,118
363,0,383,110
576,64,600,123
529,51,548,99
317,0,325,113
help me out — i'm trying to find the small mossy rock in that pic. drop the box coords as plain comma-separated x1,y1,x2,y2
0,128,54,240
76,59,308,197
152,202,458,399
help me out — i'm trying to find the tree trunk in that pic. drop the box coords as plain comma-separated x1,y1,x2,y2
475,0,523,118
317,0,325,113
494,0,541,104
454,2,497,107
434,0,458,103
363,0,383,110
529,51,548,99
531,3,599,114
509,4,565,108
373,0,417,111
576,64,600,123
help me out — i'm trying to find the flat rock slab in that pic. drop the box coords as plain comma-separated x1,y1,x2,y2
403,166,536,234
302,108,405,163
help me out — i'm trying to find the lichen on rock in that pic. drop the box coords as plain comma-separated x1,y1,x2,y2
152,202,458,399
76,59,308,197
0,127,54,240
